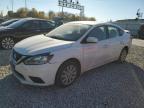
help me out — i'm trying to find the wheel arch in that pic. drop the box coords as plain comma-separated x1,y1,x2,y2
58,58,81,73
123,46,129,53
55,58,81,84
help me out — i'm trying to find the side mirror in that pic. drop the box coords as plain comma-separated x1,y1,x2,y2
86,37,98,43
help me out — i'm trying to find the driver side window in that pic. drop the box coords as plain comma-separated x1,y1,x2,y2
21,21,39,29
87,26,107,41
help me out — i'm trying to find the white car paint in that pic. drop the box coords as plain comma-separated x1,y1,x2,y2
14,35,74,55
10,21,132,86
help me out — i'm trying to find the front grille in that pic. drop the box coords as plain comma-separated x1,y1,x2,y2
13,50,23,62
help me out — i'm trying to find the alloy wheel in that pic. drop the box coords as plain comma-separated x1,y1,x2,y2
1,37,15,49
120,49,127,62
60,65,78,86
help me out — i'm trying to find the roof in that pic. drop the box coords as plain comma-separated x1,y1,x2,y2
68,21,120,27
68,21,98,25
19,17,49,21
68,21,124,30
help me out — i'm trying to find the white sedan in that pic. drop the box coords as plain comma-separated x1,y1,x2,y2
10,21,132,87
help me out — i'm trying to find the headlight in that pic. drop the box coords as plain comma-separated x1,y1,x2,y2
23,54,53,65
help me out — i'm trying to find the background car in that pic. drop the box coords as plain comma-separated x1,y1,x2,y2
0,18,55,49
0,18,5,24
0,19,19,27
138,24,144,39
10,21,132,87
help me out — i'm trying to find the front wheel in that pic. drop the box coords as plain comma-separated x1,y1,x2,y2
1,37,15,49
118,48,128,63
55,61,80,87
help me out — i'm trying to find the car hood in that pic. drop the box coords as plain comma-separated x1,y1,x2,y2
14,35,74,55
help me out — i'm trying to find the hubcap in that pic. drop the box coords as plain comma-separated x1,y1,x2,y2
120,50,127,62
61,65,77,85
1,37,14,49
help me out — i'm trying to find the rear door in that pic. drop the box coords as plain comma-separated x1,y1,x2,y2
82,25,112,71
106,25,124,60
15,20,41,39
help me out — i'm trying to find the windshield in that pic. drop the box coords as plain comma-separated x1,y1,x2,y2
48,21,56,27
0,19,18,26
47,23,92,41
7,19,26,28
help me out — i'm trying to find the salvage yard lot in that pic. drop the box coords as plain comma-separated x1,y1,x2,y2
0,45,144,108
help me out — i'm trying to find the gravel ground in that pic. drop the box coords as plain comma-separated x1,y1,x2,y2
126,46,144,69
126,45,144,91
0,50,11,79
0,45,144,108
132,39,144,47
0,50,11,66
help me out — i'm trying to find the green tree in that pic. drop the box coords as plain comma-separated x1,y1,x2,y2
0,11,3,17
27,8,40,18
16,8,28,18
71,14,76,21
88,17,96,21
38,11,45,19
75,15,80,21
7,11,14,18
31,8,38,17
48,11,55,20
5,7,96,21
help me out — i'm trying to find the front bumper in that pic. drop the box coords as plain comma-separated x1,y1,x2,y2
10,61,60,86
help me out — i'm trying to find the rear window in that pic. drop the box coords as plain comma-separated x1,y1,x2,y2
108,25,124,37
108,26,119,38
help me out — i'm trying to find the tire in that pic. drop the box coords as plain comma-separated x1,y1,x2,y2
1,37,15,49
55,60,80,87
118,48,128,63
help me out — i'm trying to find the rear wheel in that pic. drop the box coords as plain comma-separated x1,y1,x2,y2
55,60,80,87
118,48,128,63
1,37,15,49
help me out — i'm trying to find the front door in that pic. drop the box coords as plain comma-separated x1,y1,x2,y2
82,26,111,71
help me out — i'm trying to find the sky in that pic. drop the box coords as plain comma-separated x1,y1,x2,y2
0,0,144,22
